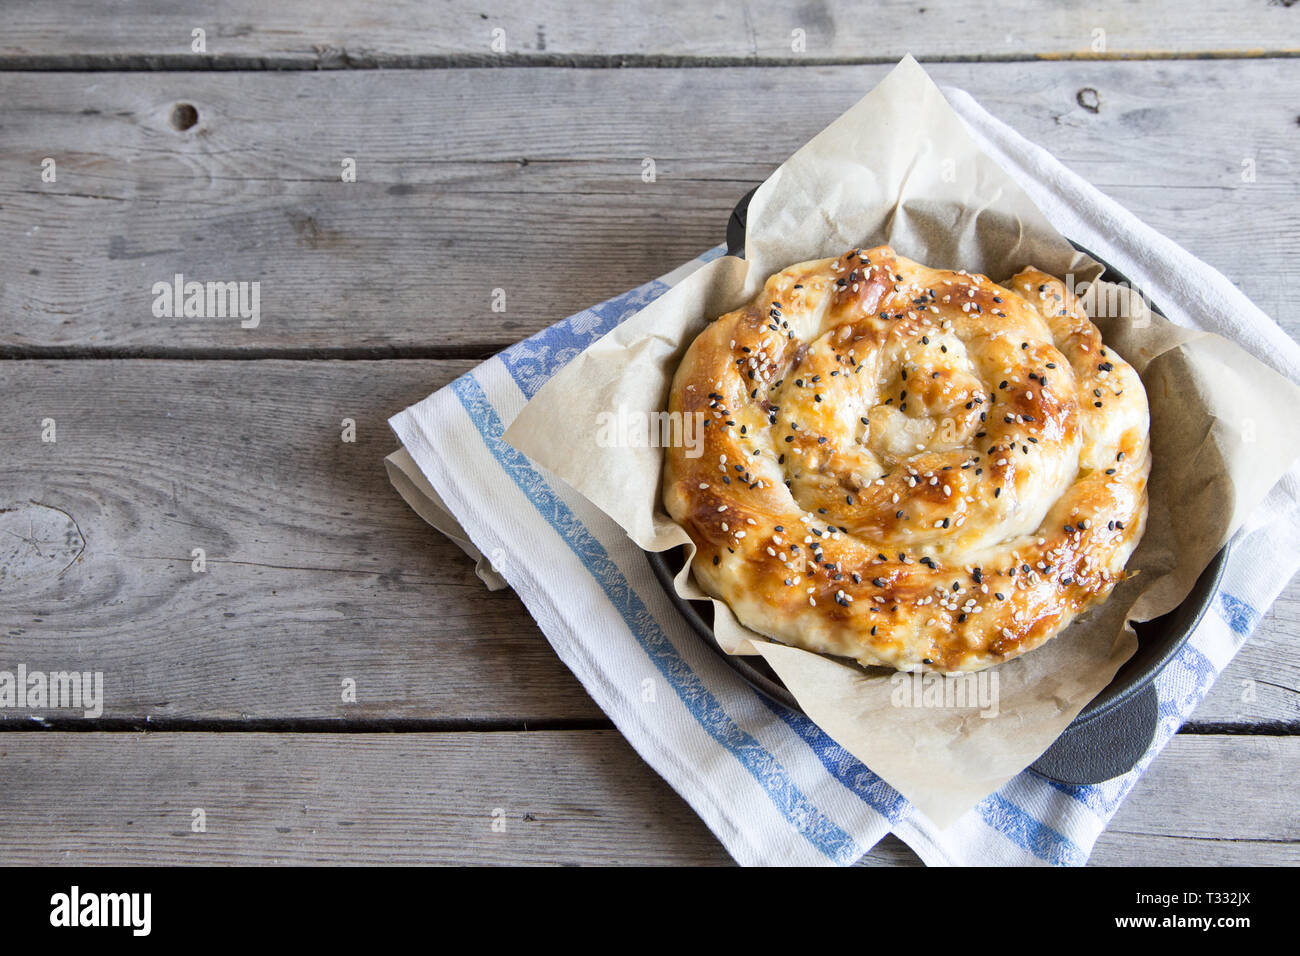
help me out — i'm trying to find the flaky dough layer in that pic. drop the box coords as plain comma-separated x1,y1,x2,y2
663,246,1150,672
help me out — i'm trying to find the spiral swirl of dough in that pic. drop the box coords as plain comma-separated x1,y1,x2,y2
663,246,1150,672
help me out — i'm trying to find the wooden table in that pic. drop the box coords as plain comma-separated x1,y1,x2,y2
1,2,1297,865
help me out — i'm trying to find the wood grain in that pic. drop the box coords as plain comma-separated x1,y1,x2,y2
1196,590,1300,728
0,731,1290,865
0,359,603,723
1,0,1295,67
1091,735,1300,864
1,60,1296,354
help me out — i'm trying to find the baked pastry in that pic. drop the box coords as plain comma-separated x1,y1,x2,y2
663,246,1150,672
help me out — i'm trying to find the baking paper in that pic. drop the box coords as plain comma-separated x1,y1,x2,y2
501,57,1300,826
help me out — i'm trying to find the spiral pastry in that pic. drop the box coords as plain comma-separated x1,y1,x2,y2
663,246,1150,672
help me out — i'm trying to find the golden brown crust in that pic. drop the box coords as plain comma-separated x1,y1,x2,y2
663,246,1150,672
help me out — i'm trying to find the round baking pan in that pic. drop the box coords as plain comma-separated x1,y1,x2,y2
641,187,1231,784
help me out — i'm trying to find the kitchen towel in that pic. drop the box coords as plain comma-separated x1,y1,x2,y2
386,87,1300,866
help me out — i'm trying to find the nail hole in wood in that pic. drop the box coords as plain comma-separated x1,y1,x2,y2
170,103,199,131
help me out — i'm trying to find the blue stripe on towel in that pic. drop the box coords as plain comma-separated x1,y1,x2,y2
500,245,729,399
452,372,864,864
501,278,673,399
765,666,1086,864
978,794,1087,866
761,697,911,824
769,680,1088,863
1217,592,1258,636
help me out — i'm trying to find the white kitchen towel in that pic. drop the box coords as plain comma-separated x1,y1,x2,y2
387,87,1300,866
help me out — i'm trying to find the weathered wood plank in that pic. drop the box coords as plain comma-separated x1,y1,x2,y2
1,358,1296,726
0,358,603,723
1090,735,1300,865
2,60,1297,353
1,0,1295,66
0,730,731,865
0,731,1289,865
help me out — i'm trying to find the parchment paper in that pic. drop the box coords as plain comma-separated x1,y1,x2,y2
502,56,1300,826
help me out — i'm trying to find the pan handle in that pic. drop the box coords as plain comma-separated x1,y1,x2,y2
1030,682,1159,785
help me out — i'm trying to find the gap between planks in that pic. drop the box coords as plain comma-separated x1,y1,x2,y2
2,0,1297,69
0,717,614,733
4,51,1300,72
0,346,503,361
0,717,1294,735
